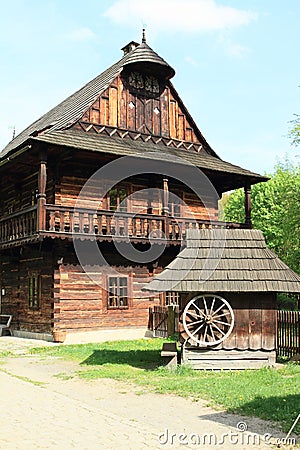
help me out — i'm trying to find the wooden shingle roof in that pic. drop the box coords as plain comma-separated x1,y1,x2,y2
0,57,125,159
0,40,175,160
143,229,300,293
0,37,267,189
31,129,266,190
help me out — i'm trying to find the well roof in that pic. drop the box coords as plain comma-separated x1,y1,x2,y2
143,229,300,293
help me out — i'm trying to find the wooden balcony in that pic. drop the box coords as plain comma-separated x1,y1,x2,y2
0,206,38,248
44,204,247,244
0,204,247,248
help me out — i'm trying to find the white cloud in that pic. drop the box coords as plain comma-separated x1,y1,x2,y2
67,27,96,42
226,42,249,58
104,0,257,32
217,35,250,58
184,56,199,66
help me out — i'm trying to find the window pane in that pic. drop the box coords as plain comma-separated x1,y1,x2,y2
118,189,127,211
119,277,127,286
109,189,118,210
108,277,128,308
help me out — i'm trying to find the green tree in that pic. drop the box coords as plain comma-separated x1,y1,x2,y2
289,114,300,147
225,161,300,275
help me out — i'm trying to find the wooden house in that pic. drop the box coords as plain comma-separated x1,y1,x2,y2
0,33,274,342
144,229,300,368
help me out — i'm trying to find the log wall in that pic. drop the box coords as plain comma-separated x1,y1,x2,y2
53,263,162,331
0,245,53,333
54,175,218,220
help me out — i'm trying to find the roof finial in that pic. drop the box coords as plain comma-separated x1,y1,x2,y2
142,28,146,43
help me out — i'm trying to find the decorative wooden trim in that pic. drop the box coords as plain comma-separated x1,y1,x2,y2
74,121,204,153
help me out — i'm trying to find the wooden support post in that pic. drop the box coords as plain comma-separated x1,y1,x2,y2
37,152,47,231
167,305,176,337
162,178,169,215
147,187,153,215
162,178,169,238
244,185,252,228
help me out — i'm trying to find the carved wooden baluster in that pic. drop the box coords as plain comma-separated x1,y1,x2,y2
79,212,84,233
92,213,97,234
49,211,55,231
73,211,79,233
135,218,140,236
141,218,145,236
124,215,129,237
170,221,175,240
88,213,93,234
97,214,102,235
132,217,137,236
13,217,16,239
15,217,19,239
115,215,119,235
69,210,74,233
60,210,65,232
21,215,24,236
7,220,10,240
106,215,111,235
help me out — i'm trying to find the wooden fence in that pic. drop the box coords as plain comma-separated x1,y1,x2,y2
148,305,179,338
277,310,300,358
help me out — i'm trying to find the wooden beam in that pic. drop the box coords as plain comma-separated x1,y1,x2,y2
244,185,252,228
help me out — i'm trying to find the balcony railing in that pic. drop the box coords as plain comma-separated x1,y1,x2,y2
44,205,246,243
0,204,247,247
0,206,38,247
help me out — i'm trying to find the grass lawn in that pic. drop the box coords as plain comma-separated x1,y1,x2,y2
30,338,300,434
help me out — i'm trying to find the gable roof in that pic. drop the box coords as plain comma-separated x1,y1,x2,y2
143,229,300,293
0,36,268,190
0,41,176,160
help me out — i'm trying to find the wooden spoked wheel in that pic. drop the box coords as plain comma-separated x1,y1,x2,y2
182,295,234,346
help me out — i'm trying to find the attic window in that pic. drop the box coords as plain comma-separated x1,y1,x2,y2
154,107,160,115
129,101,135,109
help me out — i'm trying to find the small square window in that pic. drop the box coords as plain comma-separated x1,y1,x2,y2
108,277,128,308
165,292,179,306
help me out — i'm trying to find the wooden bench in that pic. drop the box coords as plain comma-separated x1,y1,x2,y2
161,342,178,369
0,315,13,336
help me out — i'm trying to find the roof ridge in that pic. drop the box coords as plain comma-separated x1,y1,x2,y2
0,45,140,159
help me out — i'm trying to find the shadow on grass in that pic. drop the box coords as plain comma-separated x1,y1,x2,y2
202,394,300,436
80,349,162,370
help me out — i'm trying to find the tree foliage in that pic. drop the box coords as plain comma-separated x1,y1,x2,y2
225,161,300,275
289,113,300,147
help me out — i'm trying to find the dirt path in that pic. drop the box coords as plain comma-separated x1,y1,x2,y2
0,337,297,449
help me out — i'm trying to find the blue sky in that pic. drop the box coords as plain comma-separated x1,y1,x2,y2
0,0,299,175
